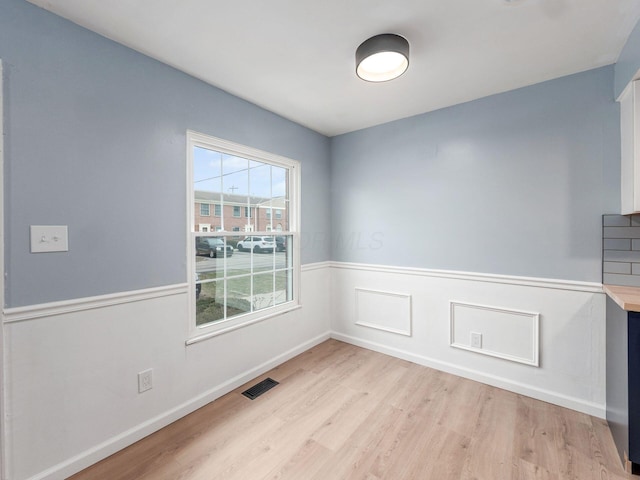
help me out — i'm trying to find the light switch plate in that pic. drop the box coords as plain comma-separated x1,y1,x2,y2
30,225,69,253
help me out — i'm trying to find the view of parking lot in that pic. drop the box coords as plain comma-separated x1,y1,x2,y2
195,247,292,325
190,140,296,328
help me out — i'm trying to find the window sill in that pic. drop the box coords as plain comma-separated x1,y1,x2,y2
185,303,302,346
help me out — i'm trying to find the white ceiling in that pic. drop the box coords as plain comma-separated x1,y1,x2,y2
27,0,640,136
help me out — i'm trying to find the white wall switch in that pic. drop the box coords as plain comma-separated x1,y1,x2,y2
470,332,483,349
30,225,69,253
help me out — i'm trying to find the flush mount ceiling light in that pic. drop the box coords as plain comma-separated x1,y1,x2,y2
356,34,410,82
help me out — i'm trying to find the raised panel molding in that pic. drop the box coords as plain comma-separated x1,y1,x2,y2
355,288,412,336
450,301,540,367
330,261,605,418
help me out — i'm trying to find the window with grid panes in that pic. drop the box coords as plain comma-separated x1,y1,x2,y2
187,131,299,342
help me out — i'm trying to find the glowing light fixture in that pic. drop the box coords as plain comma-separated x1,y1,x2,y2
356,34,409,82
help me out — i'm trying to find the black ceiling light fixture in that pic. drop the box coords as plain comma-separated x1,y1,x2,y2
356,33,410,82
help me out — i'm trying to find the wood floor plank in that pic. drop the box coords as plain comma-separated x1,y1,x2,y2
460,385,517,480
69,340,632,480
308,401,407,480
211,383,358,480
371,372,467,479
591,417,631,478
514,458,559,480
265,439,334,480
309,389,377,451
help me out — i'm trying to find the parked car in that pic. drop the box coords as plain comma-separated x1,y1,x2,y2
237,236,275,253
195,237,233,258
275,236,287,252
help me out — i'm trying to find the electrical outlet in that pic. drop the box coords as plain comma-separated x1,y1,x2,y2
470,332,482,349
138,369,153,393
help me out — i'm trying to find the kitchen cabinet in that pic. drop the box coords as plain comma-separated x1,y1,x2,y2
619,79,640,214
606,287,640,473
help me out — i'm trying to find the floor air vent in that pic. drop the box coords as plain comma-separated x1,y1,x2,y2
242,378,279,400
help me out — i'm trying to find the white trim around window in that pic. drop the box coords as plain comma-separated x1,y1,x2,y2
186,131,301,343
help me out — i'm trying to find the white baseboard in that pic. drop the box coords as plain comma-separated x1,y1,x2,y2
31,331,331,480
330,332,605,419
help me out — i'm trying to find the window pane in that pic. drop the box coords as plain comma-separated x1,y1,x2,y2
227,246,252,278
249,161,271,198
253,252,275,273
227,277,253,316
195,235,231,258
272,165,287,198
196,267,224,282
196,280,224,326
252,272,274,311
277,235,292,268
222,155,248,231
275,269,293,305
261,203,272,231
189,132,298,337
251,236,277,273
193,147,222,232
222,155,249,190
272,163,289,229
193,147,222,193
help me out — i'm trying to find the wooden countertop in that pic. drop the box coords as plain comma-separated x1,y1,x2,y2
604,284,640,312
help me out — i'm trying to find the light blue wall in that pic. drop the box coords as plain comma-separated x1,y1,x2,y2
330,66,619,282
615,18,640,98
0,0,625,305
0,0,331,307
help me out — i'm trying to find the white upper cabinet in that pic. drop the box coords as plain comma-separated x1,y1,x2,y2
619,79,640,214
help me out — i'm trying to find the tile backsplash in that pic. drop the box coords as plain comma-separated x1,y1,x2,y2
603,214,640,287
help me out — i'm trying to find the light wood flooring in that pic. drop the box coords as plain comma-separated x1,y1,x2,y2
69,340,631,480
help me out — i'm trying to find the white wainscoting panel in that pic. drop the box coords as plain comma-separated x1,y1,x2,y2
330,262,606,418
355,288,412,336
450,301,539,366
2,263,331,480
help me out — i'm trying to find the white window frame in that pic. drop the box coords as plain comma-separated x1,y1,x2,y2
200,203,210,216
186,130,301,344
